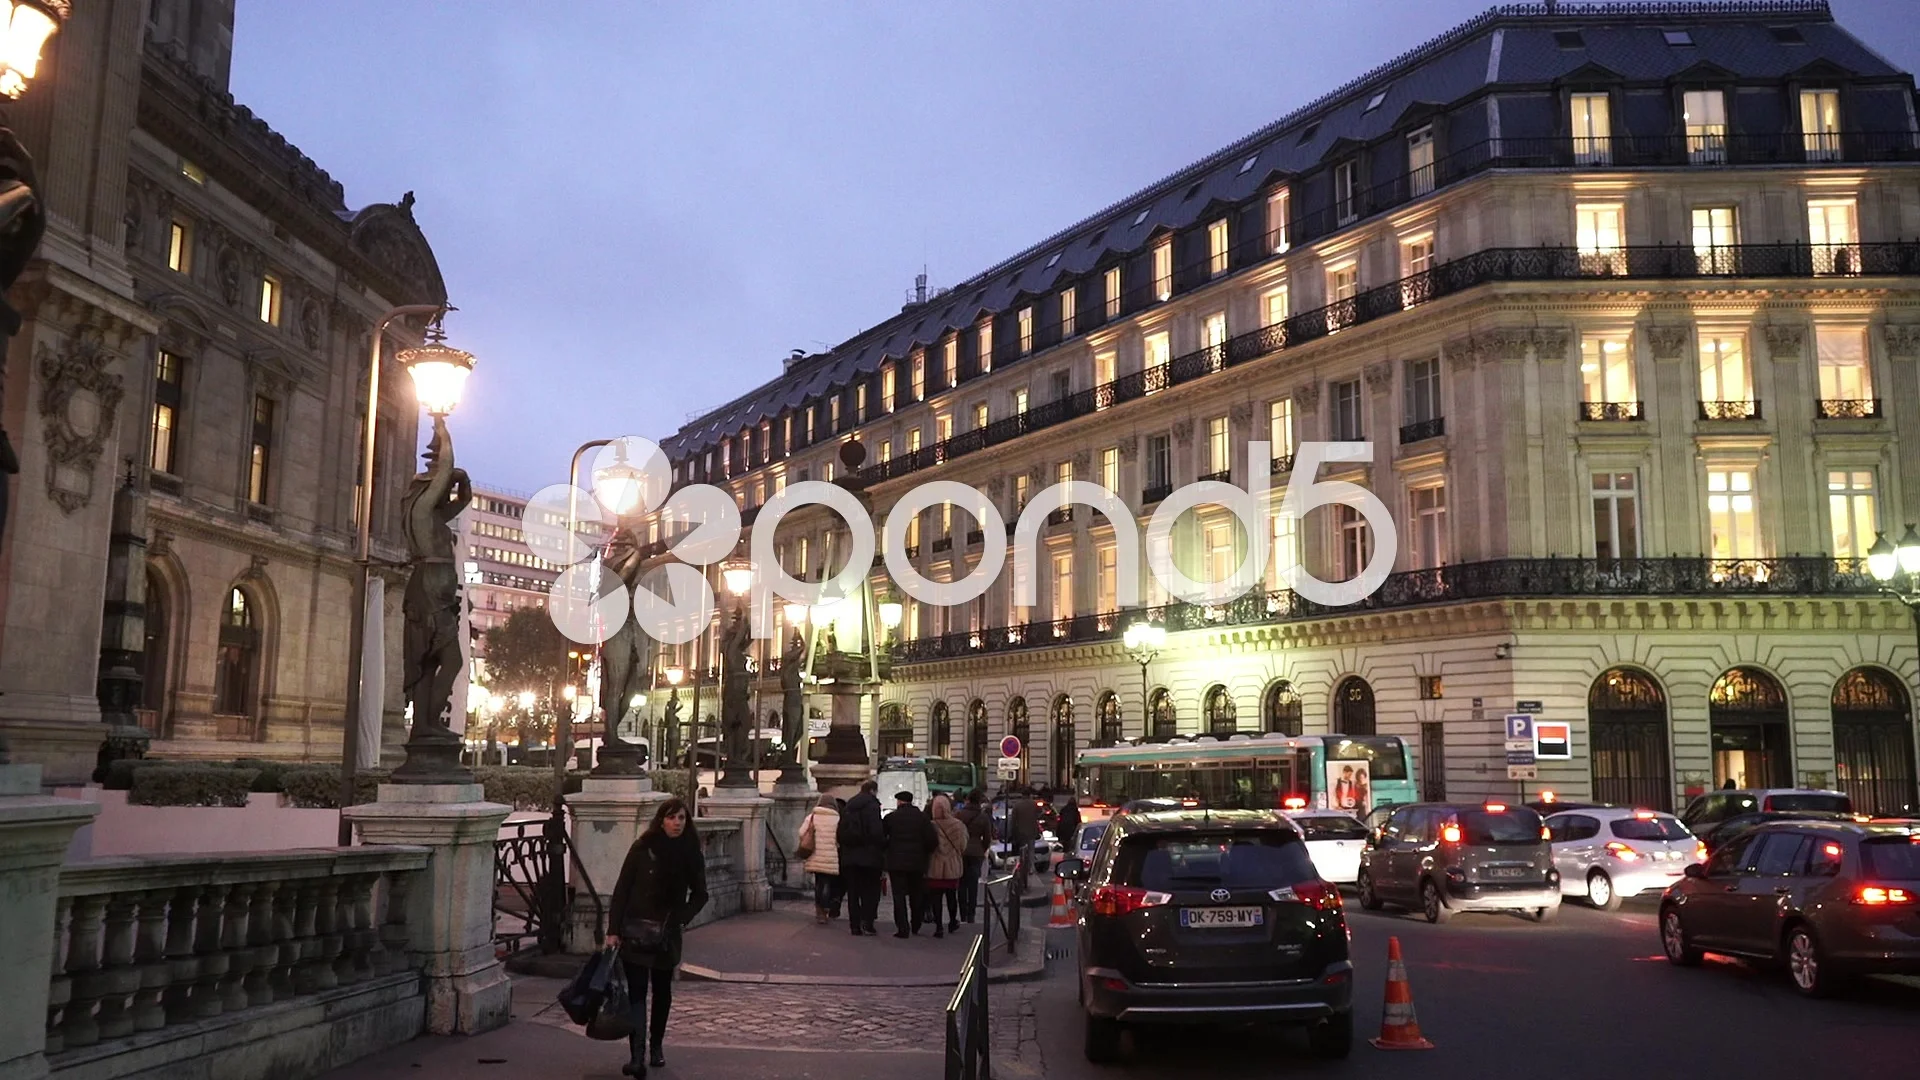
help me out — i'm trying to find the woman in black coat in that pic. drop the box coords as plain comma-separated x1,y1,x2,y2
607,797,708,1077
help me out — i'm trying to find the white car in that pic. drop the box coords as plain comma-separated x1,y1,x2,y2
1545,807,1705,909
1283,810,1370,885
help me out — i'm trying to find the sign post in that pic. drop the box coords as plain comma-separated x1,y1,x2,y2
1504,714,1537,782
998,735,1024,785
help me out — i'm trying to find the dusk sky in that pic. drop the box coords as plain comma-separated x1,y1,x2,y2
230,0,1920,496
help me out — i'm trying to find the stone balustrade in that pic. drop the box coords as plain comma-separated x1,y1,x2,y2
689,818,741,928
44,847,426,1068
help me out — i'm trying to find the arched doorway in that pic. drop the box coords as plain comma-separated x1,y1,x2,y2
1095,692,1122,746
930,700,952,759
967,699,988,764
1264,681,1302,736
877,702,911,759
213,587,261,737
1206,685,1237,735
1148,688,1175,740
1050,695,1076,788
1710,667,1792,790
1332,677,1374,737
1589,667,1672,811
141,568,170,735
1832,667,1918,815
1006,697,1030,784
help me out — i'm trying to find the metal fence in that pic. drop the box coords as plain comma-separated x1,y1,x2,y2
982,871,1020,959
944,934,990,1080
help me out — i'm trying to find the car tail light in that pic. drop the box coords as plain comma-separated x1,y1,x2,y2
1091,885,1171,917
1694,842,1709,862
1099,976,1128,992
1633,810,1656,819
1855,886,1914,906
1441,824,1462,843
1605,841,1641,862
1271,881,1343,911
1540,825,1552,840
1485,802,1507,813
1538,790,1557,804
1283,796,1308,810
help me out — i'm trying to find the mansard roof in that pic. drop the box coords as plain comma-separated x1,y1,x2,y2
664,0,1902,460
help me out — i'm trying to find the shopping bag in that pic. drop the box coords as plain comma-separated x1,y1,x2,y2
585,959,634,1041
556,948,611,1026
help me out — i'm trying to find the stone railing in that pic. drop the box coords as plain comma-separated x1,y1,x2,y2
46,848,428,1067
690,818,741,928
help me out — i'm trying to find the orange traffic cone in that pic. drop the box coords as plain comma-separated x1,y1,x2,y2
1047,874,1075,929
1370,936,1434,1050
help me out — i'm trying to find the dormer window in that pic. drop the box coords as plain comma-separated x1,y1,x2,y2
1334,161,1359,225
1207,219,1229,277
1017,307,1033,355
1683,89,1727,163
1407,126,1434,197
1571,92,1612,165
1801,89,1841,162
1104,266,1122,320
1267,188,1291,253
1152,238,1173,301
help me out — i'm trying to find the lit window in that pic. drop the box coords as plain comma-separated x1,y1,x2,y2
1682,89,1727,163
911,351,926,400
1017,307,1033,355
882,367,896,412
1204,522,1235,592
974,403,988,430
151,351,183,474
944,338,959,387
1334,161,1358,224
1095,351,1116,392
979,319,994,373
1268,505,1299,591
1104,266,1122,319
1407,126,1435,196
1207,416,1230,475
1816,325,1871,402
1575,203,1625,274
1707,469,1758,558
1691,207,1737,274
1051,550,1074,621
1014,473,1030,513
259,275,281,325
1581,334,1635,404
1144,332,1171,388
907,427,922,453
1059,288,1076,338
1207,218,1229,276
1697,333,1751,409
167,219,191,273
1828,470,1877,561
248,396,274,504
1101,447,1119,493
1267,188,1291,253
1326,264,1358,332
1202,311,1227,354
1153,238,1173,301
1808,198,1859,274
1013,388,1029,416
1268,399,1295,461
1410,484,1448,568
1264,286,1290,328
1801,89,1841,161
1097,544,1118,615
1570,92,1612,164
1400,234,1434,308
856,384,868,421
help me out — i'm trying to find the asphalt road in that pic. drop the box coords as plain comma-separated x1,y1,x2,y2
1018,896,1920,1079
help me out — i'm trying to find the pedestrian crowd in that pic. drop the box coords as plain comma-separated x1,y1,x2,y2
797,782,1005,937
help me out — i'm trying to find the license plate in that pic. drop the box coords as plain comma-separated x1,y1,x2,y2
1181,906,1264,928
1484,867,1530,880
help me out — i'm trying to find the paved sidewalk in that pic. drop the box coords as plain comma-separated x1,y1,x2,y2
680,897,1041,984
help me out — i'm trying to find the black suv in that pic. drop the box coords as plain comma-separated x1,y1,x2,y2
1358,802,1561,923
1057,810,1354,1062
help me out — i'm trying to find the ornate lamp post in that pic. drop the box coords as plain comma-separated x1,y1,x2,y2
716,560,757,788
1867,527,1920,707
388,325,479,784
1124,618,1166,742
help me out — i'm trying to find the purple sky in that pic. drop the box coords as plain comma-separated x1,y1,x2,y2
231,0,1919,496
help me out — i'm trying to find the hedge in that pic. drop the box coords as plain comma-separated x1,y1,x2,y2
475,766,557,812
648,769,693,802
129,766,259,807
282,767,390,809
232,758,293,793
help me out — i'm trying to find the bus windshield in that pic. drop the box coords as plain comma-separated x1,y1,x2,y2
1326,737,1409,780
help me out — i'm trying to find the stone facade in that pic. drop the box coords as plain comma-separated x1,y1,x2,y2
0,0,448,782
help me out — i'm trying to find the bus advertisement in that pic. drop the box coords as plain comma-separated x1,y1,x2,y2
1072,734,1417,823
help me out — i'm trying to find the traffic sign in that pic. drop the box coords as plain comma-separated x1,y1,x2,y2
1506,748,1536,766
1000,735,1023,759
996,757,1020,779
1505,714,1534,741
1534,721,1572,760
1508,765,1538,780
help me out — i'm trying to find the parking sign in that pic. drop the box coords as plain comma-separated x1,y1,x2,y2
1505,715,1534,742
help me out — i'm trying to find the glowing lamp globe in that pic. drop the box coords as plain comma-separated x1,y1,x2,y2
721,564,755,597
593,443,647,516
1868,532,1898,583
1898,525,1920,576
398,334,476,417
0,1,66,100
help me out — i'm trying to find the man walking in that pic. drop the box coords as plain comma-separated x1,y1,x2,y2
954,789,993,923
1005,785,1040,878
881,790,938,938
836,780,885,936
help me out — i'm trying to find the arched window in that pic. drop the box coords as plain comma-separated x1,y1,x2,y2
213,587,260,725
878,702,911,759
1709,667,1791,790
1050,695,1076,787
930,700,952,759
1096,692,1123,747
1264,681,1302,736
1006,697,1030,784
967,699,988,764
1332,677,1374,737
1206,685,1237,735
1831,667,1917,815
1589,667,1671,811
1148,688,1175,740
141,568,170,732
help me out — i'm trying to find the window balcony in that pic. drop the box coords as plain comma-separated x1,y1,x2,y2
1198,469,1232,484
932,535,953,553
1580,401,1643,422
1047,507,1074,527
1698,400,1761,421
966,528,984,547
1399,417,1445,444
1142,482,1173,505
1270,454,1295,476
1817,399,1882,420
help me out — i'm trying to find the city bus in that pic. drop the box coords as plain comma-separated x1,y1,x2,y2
876,756,984,815
1073,734,1418,824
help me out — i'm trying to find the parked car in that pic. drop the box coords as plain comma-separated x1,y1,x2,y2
1545,808,1704,909
1119,797,1201,815
1284,811,1370,885
1058,810,1354,1062
1358,802,1562,923
1658,819,1920,996
1680,789,1853,844
1701,810,1859,855
1524,796,1609,816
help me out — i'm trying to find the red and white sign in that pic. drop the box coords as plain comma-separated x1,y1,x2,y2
1000,735,1023,759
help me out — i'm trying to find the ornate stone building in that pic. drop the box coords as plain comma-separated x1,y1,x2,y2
0,0,446,782
642,1,1920,815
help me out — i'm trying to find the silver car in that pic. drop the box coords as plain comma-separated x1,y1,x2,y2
1545,808,1704,909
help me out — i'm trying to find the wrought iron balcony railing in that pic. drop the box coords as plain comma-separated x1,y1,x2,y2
1399,417,1445,444
1270,454,1296,476
1047,507,1075,527
1581,400,1644,422
1141,482,1173,505
932,535,953,553
1198,469,1232,484
1699,400,1762,421
1818,399,1882,419
889,556,1879,663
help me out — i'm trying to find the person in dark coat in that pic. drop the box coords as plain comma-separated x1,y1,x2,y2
1056,797,1082,853
607,798,709,1077
836,780,885,936
1005,788,1040,874
881,790,939,937
954,789,994,923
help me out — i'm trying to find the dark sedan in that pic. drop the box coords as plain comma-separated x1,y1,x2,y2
1659,820,1920,996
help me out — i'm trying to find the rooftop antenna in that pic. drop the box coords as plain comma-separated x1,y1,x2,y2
916,269,928,305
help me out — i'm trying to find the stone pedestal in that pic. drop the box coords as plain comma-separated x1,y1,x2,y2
700,791,773,912
566,777,669,954
344,783,511,1036
809,687,873,801
767,782,819,895
0,764,101,1080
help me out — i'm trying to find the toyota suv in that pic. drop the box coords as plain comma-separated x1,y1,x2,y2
1057,810,1354,1062
1357,802,1562,923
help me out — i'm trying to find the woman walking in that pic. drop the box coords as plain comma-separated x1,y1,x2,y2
798,792,842,924
607,798,709,1077
923,794,969,937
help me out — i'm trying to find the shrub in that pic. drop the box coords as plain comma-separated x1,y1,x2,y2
648,769,693,802
129,766,258,808
474,766,556,812
282,766,390,808
102,758,154,791
233,758,291,793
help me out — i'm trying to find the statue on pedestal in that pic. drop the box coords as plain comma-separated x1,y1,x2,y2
392,416,472,781
717,607,754,784
778,630,807,772
593,527,648,774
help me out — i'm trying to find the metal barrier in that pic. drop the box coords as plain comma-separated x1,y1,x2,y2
944,934,990,1080
982,872,1018,958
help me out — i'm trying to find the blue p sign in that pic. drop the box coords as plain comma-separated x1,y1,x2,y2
1506,714,1534,741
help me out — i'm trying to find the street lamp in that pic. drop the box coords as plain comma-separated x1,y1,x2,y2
877,587,904,638
1867,529,1920,721
1124,618,1166,741
337,303,459,841
0,1,65,100
716,560,758,789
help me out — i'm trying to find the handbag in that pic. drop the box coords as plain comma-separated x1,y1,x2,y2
796,818,817,861
622,916,668,952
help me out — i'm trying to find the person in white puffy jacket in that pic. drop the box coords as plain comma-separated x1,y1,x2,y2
798,793,842,924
